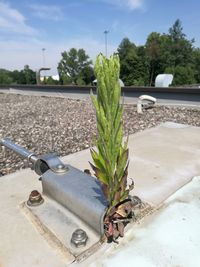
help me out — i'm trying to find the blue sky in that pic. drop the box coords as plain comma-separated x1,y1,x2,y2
0,0,200,75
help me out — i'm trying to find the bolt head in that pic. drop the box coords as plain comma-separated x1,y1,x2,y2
27,190,44,207
55,163,69,173
57,164,64,169
71,229,88,248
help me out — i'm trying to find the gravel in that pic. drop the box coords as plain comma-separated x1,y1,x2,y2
1,93,200,176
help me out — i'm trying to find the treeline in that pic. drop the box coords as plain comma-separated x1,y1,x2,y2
118,19,200,86
0,65,36,85
1,19,200,87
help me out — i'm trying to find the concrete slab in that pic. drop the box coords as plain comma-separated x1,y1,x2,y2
62,122,200,206
88,176,200,267
0,170,74,267
1,122,200,267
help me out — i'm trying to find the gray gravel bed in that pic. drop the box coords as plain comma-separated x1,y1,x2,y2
0,93,200,176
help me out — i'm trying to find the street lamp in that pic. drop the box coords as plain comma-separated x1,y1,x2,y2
42,48,46,67
104,30,109,58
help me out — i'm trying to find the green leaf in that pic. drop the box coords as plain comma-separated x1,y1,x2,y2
89,162,109,185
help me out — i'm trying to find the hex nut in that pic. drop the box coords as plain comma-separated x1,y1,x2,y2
71,229,88,248
27,190,44,207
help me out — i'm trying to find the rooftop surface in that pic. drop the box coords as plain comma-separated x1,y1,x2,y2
1,93,200,177
0,122,200,266
88,176,200,267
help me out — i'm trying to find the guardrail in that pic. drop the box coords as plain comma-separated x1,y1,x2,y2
0,84,200,94
1,85,200,103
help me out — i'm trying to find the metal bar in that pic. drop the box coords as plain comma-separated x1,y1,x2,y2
0,138,37,163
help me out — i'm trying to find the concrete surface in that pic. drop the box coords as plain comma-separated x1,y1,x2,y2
1,122,200,266
0,169,73,267
88,176,200,267
63,122,200,206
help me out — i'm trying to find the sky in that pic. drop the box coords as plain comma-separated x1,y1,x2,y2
0,0,200,75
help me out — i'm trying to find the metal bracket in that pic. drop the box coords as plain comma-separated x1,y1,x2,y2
34,154,69,175
0,138,68,175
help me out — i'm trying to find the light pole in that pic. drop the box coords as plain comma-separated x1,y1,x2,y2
42,48,46,82
104,30,109,58
42,48,46,67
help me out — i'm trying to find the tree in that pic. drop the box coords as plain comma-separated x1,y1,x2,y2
118,38,147,86
0,69,13,84
57,48,93,85
193,48,200,83
45,77,60,85
81,65,95,85
10,70,24,84
144,19,195,85
168,19,194,70
22,65,36,84
145,32,162,86
165,65,195,86
136,45,149,85
9,65,36,84
169,19,186,41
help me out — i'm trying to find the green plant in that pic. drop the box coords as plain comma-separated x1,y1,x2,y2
90,54,133,213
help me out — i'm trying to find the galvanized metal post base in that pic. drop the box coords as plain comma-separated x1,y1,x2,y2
21,194,104,262
23,163,108,261
0,139,108,262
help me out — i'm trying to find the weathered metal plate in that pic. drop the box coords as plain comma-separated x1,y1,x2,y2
42,165,108,235
21,195,103,261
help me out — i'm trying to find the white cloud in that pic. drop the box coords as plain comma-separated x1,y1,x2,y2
100,0,144,10
30,4,64,21
127,0,144,9
0,2,37,35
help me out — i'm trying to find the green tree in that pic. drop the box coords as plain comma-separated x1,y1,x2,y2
169,19,186,41
193,48,200,83
145,32,175,85
165,65,195,86
9,70,25,84
45,76,60,85
118,38,146,86
136,45,149,85
57,48,93,85
10,66,36,84
145,32,162,86
168,19,194,70
81,65,95,85
22,65,36,84
144,19,195,85
0,69,13,84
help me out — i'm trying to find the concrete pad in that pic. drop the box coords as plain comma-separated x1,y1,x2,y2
62,122,200,206
88,176,200,267
1,122,200,267
0,170,74,267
